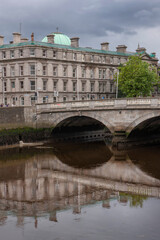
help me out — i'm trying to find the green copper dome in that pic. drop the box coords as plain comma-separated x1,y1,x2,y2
42,32,71,46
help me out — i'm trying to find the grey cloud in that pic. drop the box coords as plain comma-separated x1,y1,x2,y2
0,0,160,46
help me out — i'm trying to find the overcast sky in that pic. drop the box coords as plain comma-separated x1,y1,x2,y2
0,0,160,59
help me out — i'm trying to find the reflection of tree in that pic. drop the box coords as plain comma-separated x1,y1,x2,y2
119,192,148,208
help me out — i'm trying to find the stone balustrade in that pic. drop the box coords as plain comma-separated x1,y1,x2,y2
36,97,160,112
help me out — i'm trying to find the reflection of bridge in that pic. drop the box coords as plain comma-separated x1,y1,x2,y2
0,151,160,226
36,97,160,142
0,153,160,203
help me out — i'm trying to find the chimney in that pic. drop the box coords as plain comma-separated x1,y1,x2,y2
21,38,29,43
13,32,21,44
116,45,127,53
70,37,79,48
0,35,4,45
151,52,156,58
47,34,55,44
101,42,109,51
31,33,34,42
136,47,146,54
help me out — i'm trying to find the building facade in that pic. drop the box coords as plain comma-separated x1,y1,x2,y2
0,32,158,106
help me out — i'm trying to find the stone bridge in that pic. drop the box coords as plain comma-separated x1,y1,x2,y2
36,97,160,138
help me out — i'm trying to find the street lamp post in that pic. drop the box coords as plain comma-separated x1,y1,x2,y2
116,70,119,99
77,65,80,101
0,66,4,105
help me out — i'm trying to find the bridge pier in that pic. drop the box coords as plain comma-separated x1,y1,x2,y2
112,130,127,150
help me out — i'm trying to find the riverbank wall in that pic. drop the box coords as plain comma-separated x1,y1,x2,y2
0,106,53,146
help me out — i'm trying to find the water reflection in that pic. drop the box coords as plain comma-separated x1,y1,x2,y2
0,142,160,239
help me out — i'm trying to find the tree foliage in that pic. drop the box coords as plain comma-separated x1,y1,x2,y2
116,56,159,97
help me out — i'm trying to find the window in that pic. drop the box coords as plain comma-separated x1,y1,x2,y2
11,81,15,89
19,49,23,57
110,57,113,64
53,97,57,102
30,81,35,90
63,52,67,59
82,54,85,61
10,50,14,58
30,65,35,75
99,82,106,92
73,82,77,92
82,82,86,92
19,66,23,76
53,81,57,91
10,66,15,77
63,66,67,77
31,96,36,105
99,69,102,79
81,67,86,78
72,96,76,101
63,96,67,102
118,58,121,64
12,97,16,106
103,57,106,63
99,56,102,63
3,67,6,77
99,82,103,92
42,65,47,75
43,96,48,103
110,70,113,79
53,66,57,76
43,80,47,91
30,48,35,56
110,83,113,93
4,82,7,91
4,97,7,105
82,96,85,101
90,55,94,62
42,49,47,57
73,53,77,60
90,68,94,79
20,96,24,106
72,67,76,78
90,82,95,92
102,69,106,79
2,51,6,59
53,51,57,58
63,81,67,91
20,81,24,89
103,82,106,92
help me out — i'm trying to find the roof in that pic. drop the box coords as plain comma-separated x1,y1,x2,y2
0,41,135,56
42,33,71,46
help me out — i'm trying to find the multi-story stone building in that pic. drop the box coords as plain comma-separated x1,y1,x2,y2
0,32,158,106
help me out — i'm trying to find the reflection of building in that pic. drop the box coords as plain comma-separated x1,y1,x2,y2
0,161,117,226
0,32,158,106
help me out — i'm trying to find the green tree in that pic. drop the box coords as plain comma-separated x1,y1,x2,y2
116,55,159,97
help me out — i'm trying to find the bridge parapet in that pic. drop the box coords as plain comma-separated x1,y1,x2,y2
36,97,160,112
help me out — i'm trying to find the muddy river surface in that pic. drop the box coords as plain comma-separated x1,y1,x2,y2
0,141,160,240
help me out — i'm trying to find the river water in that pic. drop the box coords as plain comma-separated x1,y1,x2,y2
0,141,160,240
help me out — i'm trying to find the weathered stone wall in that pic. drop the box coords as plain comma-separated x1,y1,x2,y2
0,106,36,129
0,106,54,145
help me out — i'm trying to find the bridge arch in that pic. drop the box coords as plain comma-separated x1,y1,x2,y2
51,111,114,134
126,111,160,137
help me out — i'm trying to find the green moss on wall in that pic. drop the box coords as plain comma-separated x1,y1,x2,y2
0,127,54,146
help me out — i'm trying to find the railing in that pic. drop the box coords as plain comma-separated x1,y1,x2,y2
36,97,160,111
